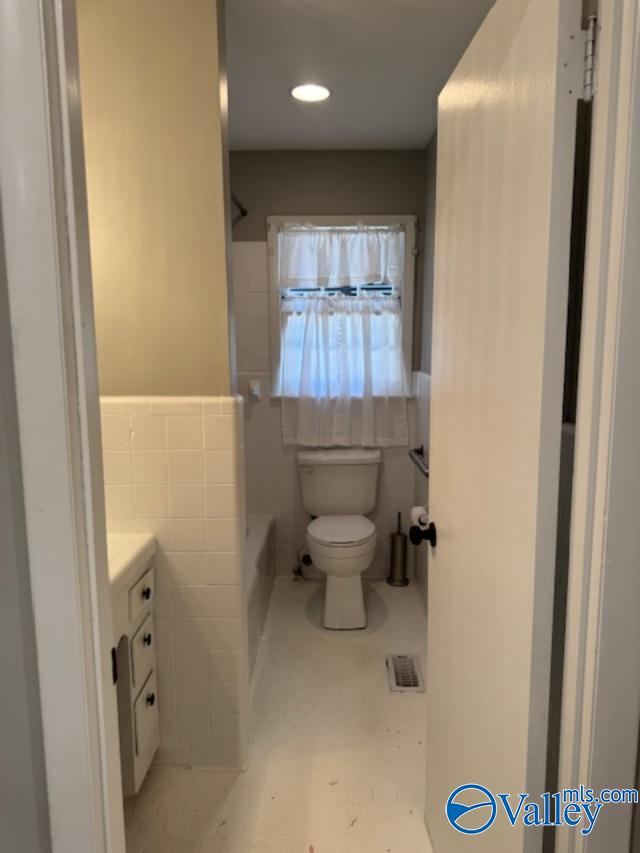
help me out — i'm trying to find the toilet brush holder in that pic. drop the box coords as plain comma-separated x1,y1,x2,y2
387,512,409,587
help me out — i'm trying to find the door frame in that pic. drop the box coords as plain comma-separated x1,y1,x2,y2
558,0,640,850
2,0,639,851
0,1,125,851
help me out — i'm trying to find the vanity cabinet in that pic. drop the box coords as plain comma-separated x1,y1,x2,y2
107,534,158,796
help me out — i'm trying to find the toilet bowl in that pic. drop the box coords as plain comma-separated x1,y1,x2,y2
297,448,381,630
307,515,377,629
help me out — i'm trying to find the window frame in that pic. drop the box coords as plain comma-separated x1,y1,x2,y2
266,214,417,395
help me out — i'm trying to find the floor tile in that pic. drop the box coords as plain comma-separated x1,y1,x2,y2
126,579,432,852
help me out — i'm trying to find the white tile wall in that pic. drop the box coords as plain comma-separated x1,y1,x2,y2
232,242,418,579
100,396,249,768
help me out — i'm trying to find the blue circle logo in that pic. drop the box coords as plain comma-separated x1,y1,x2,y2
446,784,497,835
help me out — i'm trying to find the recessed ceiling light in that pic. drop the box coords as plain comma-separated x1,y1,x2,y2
291,84,331,103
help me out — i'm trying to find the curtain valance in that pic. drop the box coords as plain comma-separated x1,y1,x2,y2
278,225,404,289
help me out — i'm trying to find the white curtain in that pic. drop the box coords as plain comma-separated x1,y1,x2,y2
277,295,410,447
274,223,410,448
278,224,405,289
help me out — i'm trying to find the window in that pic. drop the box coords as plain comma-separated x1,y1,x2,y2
267,216,416,447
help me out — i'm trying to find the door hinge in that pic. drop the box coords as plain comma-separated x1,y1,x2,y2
111,647,118,685
582,8,597,102
582,0,598,30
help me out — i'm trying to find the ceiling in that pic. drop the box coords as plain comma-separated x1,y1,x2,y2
226,0,495,150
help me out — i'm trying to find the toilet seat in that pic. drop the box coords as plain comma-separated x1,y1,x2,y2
307,514,376,548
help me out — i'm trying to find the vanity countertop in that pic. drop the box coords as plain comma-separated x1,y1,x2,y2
107,532,156,598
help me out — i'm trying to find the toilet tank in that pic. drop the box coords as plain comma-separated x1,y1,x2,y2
297,449,382,517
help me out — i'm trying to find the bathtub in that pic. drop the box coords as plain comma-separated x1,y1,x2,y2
246,515,275,677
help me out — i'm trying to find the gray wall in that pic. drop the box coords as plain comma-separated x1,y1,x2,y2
0,223,51,851
420,132,437,373
230,149,428,366
230,149,427,240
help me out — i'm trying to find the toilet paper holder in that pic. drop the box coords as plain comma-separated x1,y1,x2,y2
409,521,437,548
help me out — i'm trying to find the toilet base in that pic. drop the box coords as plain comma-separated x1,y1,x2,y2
323,574,366,630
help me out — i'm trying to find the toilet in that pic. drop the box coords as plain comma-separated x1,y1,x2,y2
297,449,381,629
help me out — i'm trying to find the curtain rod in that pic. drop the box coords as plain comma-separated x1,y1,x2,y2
278,223,404,234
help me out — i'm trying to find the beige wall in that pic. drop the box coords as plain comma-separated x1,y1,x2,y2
77,0,231,396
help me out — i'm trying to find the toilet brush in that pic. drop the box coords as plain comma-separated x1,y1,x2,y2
387,511,409,587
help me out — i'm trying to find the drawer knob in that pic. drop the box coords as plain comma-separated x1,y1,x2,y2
146,692,156,707
142,587,152,601
143,633,152,646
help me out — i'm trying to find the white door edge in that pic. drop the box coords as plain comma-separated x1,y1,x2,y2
558,1,640,851
0,1,124,851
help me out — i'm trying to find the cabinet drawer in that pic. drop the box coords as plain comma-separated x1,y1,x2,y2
131,613,155,690
134,671,159,757
129,568,154,625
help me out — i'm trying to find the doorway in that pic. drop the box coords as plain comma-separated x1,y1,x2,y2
3,1,640,852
